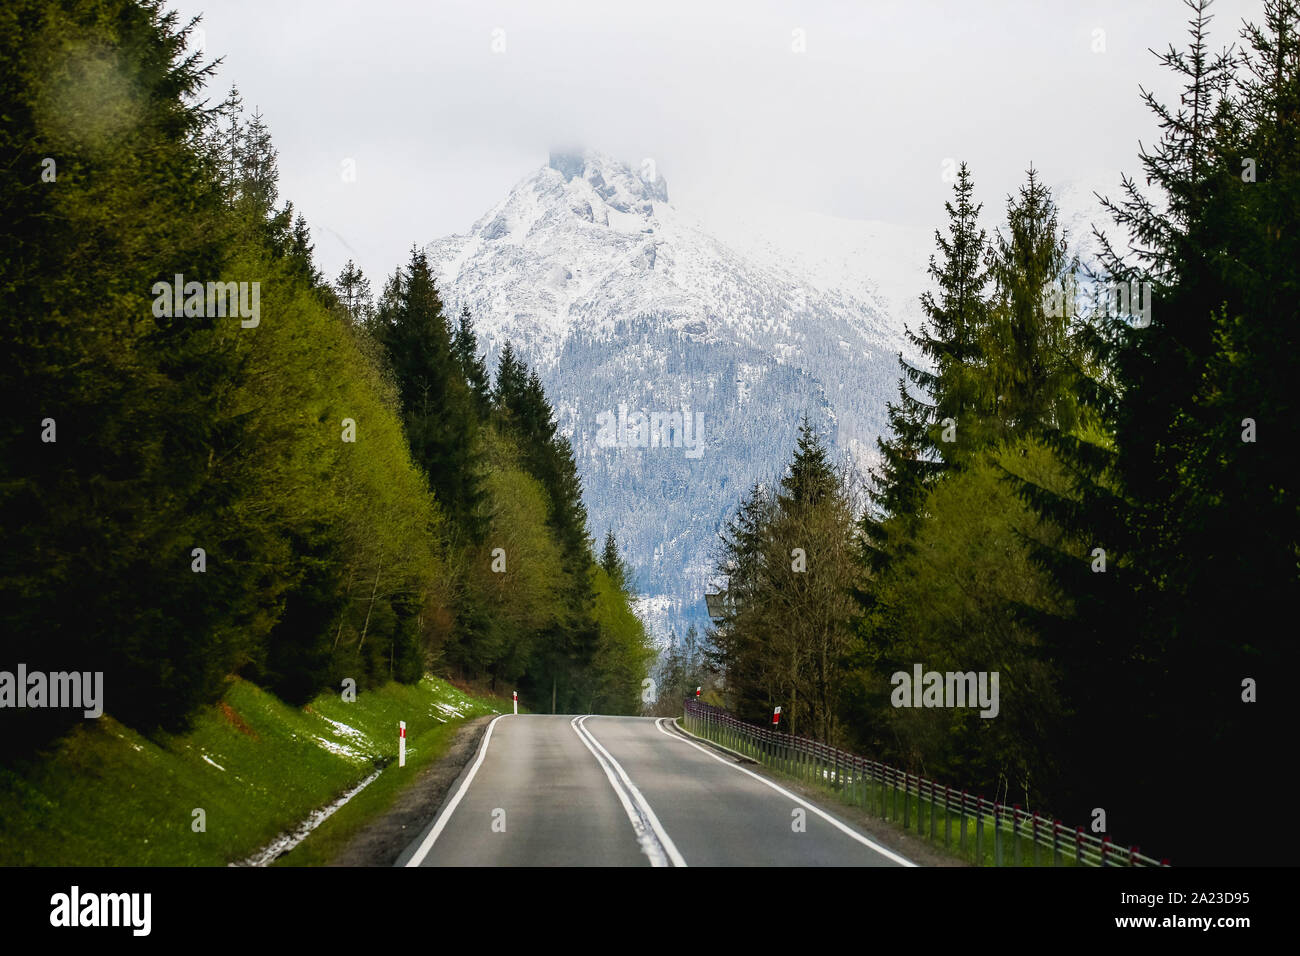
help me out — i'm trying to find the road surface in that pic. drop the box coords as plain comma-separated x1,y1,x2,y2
397,714,915,867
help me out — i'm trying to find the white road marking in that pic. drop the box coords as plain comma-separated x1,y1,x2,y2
403,713,507,867
655,718,917,867
574,716,687,867
569,715,668,867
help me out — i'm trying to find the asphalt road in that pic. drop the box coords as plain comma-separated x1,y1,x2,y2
397,714,915,867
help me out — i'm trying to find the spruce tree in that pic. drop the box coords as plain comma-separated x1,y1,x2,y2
599,530,629,593
910,161,994,460
984,166,1081,439
861,164,991,572
452,306,493,420
335,259,373,324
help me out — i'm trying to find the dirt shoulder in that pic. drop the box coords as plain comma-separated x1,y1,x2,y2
328,714,493,866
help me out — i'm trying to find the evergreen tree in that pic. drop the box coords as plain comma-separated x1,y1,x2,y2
1016,0,1299,863
452,306,492,420
861,164,991,578
778,416,838,510
236,107,279,222
599,530,629,593
0,0,248,748
984,166,1081,438
492,341,528,417
910,161,994,460
335,259,373,325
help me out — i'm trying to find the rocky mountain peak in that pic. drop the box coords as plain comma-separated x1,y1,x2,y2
547,148,669,211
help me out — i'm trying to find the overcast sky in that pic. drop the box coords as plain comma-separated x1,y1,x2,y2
169,0,1264,288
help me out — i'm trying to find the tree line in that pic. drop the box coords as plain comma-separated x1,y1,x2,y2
0,0,653,758
706,0,1298,865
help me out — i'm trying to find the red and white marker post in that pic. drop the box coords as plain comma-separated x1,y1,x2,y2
772,705,781,728
695,686,701,700
398,720,406,767
512,690,518,715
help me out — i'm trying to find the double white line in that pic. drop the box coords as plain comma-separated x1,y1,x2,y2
570,715,687,868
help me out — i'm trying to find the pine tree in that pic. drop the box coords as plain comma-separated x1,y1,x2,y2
599,530,629,593
707,482,777,720
911,161,994,459
778,416,838,511
492,341,528,420
861,164,991,572
0,0,255,747
238,107,279,219
984,166,1081,439
335,259,373,325
452,306,492,420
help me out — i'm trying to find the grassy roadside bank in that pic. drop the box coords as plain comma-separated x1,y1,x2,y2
0,675,510,866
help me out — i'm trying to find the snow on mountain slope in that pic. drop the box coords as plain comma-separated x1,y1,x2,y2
423,152,1137,640
422,151,909,637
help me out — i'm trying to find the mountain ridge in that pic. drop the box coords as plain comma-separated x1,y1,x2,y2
424,150,914,638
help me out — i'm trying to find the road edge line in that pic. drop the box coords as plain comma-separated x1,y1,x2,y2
399,712,507,867
656,717,917,868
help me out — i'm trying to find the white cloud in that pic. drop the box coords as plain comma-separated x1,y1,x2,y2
168,0,1265,288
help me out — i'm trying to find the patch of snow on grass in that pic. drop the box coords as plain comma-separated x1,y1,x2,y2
312,736,367,761
201,753,226,771
314,715,372,747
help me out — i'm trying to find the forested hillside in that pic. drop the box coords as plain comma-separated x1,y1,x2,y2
0,0,653,759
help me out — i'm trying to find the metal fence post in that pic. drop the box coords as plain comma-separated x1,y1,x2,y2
1012,804,1021,866
994,802,1003,866
929,780,937,842
975,797,984,865
960,791,968,855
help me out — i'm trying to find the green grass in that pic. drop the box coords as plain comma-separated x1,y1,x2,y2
0,675,508,866
274,679,513,866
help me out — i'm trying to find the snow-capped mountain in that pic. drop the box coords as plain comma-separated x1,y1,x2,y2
424,150,912,639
